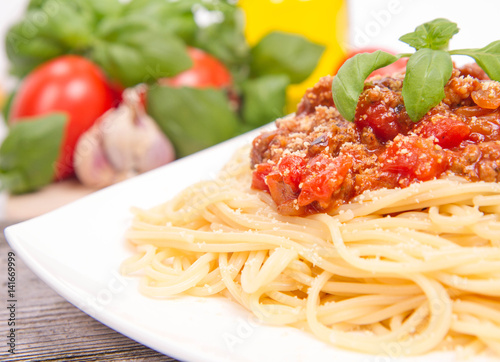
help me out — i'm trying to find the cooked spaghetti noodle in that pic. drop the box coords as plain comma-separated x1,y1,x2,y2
122,62,500,357
121,146,500,357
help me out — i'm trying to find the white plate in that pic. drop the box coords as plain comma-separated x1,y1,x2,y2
4,128,496,362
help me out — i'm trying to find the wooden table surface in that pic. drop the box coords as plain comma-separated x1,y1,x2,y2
0,221,178,361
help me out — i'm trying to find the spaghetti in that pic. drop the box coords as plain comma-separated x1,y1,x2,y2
122,65,500,357
121,146,500,357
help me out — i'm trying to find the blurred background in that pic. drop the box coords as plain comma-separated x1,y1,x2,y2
2,0,500,92
0,0,499,219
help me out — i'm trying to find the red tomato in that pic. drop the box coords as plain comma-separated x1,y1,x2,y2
298,154,352,208
9,55,116,180
160,47,232,88
333,47,408,78
415,116,471,149
252,162,273,191
380,136,448,181
278,155,306,193
355,100,402,142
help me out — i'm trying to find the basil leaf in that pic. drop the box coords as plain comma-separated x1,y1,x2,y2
5,2,95,77
122,0,197,41
83,0,122,20
27,0,119,29
332,51,398,122
2,91,16,125
93,20,192,87
27,0,47,9
399,18,459,51
0,113,67,194
189,1,249,78
124,0,250,82
40,3,94,50
241,75,289,127
250,31,325,84
27,0,60,11
122,0,167,16
451,40,500,81
402,49,452,121
5,27,66,77
147,86,239,157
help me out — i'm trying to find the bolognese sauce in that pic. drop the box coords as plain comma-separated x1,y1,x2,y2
250,64,500,216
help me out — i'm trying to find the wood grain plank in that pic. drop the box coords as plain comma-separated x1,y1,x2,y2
0,222,178,361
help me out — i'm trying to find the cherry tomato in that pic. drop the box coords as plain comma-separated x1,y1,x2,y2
9,55,116,180
333,47,408,78
159,47,232,88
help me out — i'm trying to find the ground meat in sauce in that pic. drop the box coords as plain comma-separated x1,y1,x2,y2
250,64,500,216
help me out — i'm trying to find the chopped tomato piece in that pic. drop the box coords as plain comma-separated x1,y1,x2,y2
355,101,401,142
380,136,448,181
252,153,352,212
252,163,273,191
266,171,307,216
415,116,470,149
278,155,306,192
298,154,351,208
266,173,296,202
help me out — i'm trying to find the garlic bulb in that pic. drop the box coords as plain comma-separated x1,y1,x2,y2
74,85,175,188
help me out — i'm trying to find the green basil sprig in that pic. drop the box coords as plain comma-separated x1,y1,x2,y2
399,18,459,51
332,18,500,122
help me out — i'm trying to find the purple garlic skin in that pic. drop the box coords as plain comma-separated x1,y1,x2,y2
74,85,175,188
